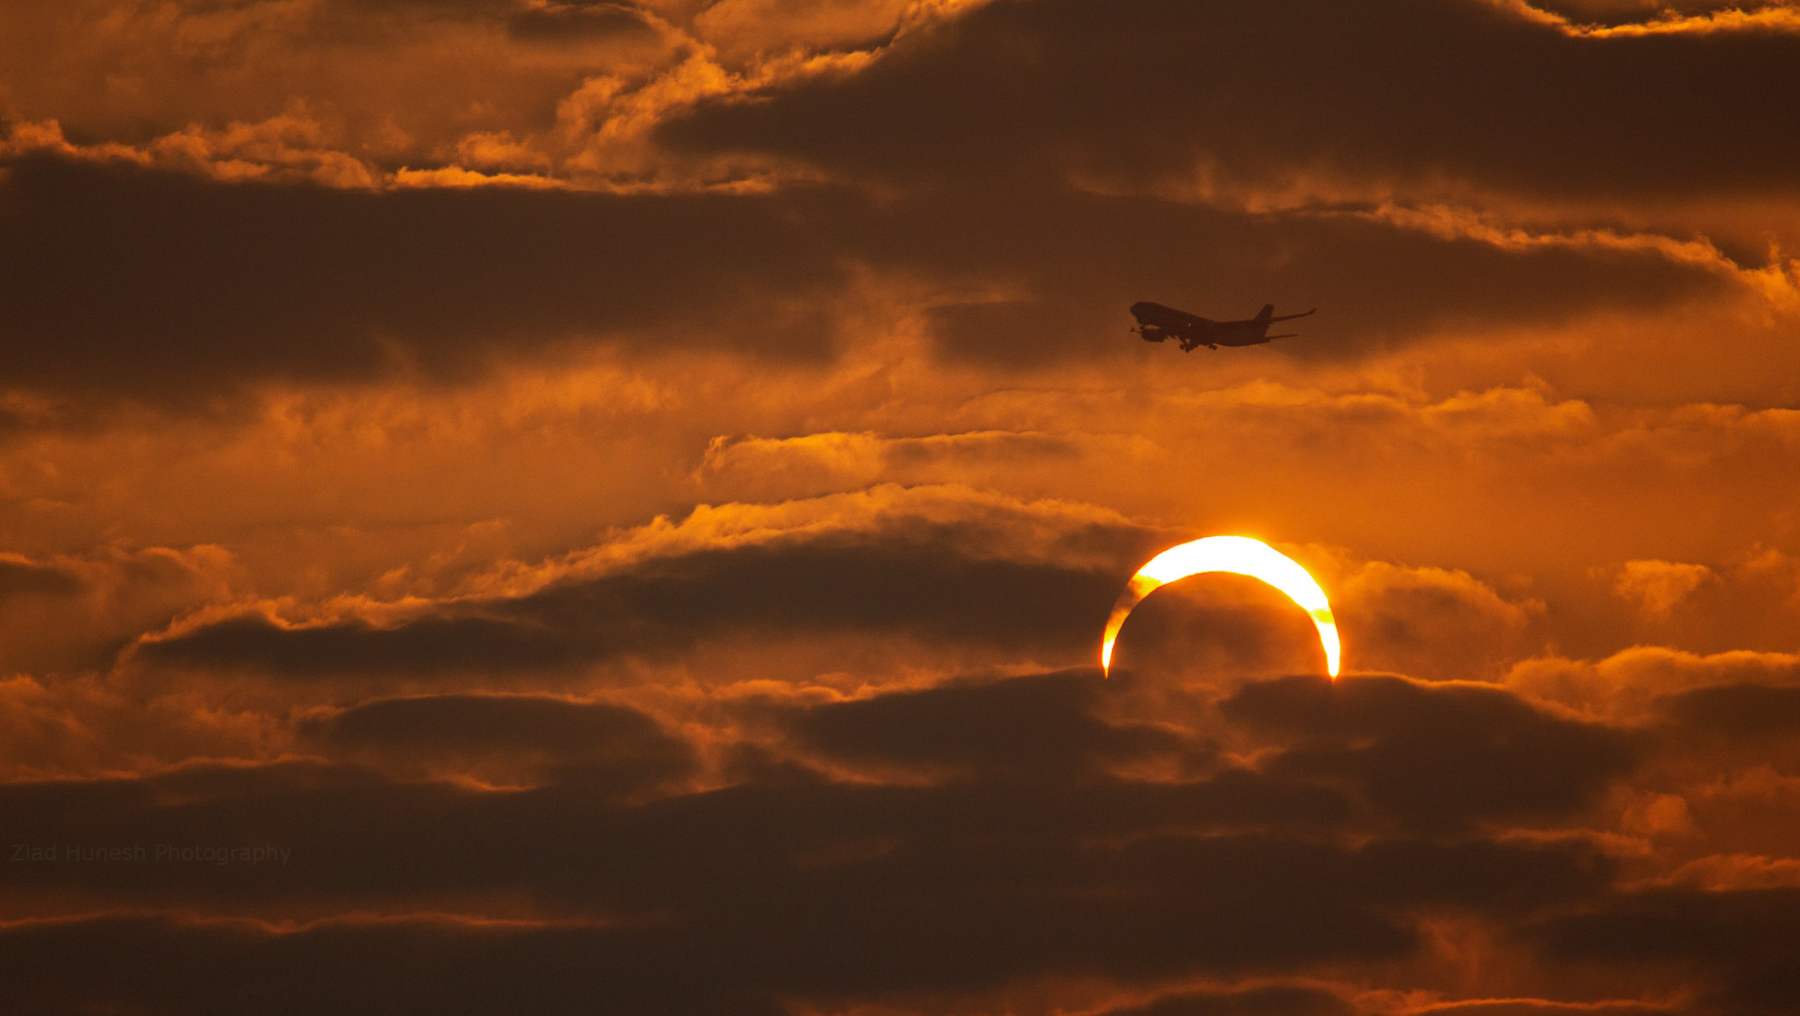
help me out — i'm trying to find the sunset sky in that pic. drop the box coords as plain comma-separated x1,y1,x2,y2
5,1,1800,1012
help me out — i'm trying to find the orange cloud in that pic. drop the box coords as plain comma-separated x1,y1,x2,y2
1612,560,1715,619
1507,645,1800,719
1489,0,1800,36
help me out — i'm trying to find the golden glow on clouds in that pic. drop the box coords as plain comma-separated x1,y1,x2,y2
1100,535,1341,678
1490,0,1800,37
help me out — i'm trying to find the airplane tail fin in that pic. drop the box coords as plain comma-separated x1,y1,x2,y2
1254,303,1275,323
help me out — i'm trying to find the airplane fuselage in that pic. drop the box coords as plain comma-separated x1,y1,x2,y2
1129,301,1313,351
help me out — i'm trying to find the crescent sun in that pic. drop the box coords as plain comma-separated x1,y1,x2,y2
1100,535,1341,679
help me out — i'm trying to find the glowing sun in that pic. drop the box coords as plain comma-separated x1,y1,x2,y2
1100,535,1340,678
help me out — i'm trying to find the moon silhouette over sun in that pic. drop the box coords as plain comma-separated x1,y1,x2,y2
1100,535,1341,678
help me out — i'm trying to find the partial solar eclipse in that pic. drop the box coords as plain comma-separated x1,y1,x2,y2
1100,535,1341,678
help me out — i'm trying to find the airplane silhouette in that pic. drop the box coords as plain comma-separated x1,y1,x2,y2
1130,302,1316,352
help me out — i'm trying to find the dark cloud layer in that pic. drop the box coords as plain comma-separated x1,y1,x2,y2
1527,888,1800,1015
138,528,1133,680
0,708,1618,1007
0,556,83,598
507,2,657,42
784,670,1204,781
0,150,1730,402
299,692,696,789
664,0,1800,200
0,155,848,399
5,655,1782,1011
142,612,584,677
1223,675,1640,830
0,914,788,1016
1104,986,1357,1016
1409,1002,1673,1016
1658,681,1800,740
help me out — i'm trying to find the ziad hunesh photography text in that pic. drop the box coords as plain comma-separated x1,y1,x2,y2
12,843,291,865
